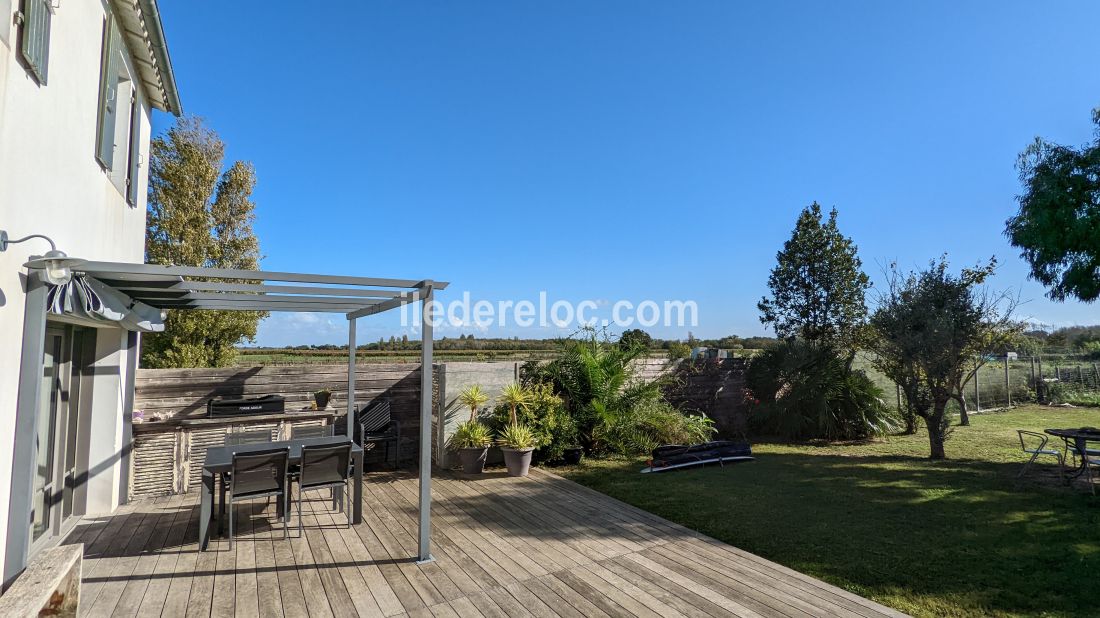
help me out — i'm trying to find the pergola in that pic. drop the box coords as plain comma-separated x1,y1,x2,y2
13,260,447,568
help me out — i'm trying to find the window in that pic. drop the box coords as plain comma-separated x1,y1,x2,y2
95,11,141,201
95,14,121,170
18,0,52,84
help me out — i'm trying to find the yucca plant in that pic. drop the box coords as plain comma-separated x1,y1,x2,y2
498,423,537,449
499,382,532,426
458,384,490,422
451,420,492,449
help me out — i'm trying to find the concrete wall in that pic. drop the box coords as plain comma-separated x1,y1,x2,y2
0,0,156,571
434,362,520,468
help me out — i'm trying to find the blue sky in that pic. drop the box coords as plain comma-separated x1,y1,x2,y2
155,1,1100,347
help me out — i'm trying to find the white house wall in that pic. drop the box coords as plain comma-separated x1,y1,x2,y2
0,0,154,573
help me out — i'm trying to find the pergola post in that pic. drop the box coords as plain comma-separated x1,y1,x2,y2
347,317,357,439
417,284,434,563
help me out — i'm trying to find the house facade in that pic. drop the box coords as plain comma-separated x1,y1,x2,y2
0,0,179,584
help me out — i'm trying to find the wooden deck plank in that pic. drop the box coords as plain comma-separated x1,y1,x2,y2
433,474,596,568
159,499,204,617
287,490,336,618
386,474,521,589
363,476,477,600
464,591,509,618
644,544,816,618
252,500,285,618
298,491,359,618
355,484,446,609
348,498,428,614
535,573,613,618
270,511,310,618
86,495,180,618
655,540,852,618
304,490,385,617
130,494,193,616
76,469,906,618
233,500,261,618
605,555,734,618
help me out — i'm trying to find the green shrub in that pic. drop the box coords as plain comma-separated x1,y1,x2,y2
488,383,575,461
591,399,715,455
746,340,895,440
450,420,492,449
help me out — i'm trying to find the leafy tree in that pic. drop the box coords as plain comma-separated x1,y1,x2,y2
1006,106,1100,302
667,341,692,360
142,117,264,368
869,258,1018,459
758,203,871,353
618,329,653,351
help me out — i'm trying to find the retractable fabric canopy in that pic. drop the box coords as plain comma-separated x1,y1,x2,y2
47,275,166,332
72,260,448,562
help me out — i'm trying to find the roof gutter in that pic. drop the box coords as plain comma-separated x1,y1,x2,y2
136,0,182,116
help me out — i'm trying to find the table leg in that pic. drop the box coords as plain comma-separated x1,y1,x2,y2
353,451,363,524
200,470,214,551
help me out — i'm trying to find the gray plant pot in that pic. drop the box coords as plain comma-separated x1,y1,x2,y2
458,447,488,474
501,447,534,477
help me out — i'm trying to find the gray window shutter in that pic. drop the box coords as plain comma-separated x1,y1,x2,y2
19,0,52,84
125,94,141,205
95,15,122,169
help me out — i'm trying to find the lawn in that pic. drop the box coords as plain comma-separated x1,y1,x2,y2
559,405,1100,618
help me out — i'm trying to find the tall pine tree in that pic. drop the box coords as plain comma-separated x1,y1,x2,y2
758,202,870,353
142,117,265,368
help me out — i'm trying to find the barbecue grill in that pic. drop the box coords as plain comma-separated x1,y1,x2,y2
207,394,285,417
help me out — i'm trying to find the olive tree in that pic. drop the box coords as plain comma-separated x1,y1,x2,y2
869,258,1018,459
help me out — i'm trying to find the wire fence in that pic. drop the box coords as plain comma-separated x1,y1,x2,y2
857,354,1100,414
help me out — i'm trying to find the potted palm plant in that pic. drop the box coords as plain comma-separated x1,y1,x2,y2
498,423,537,477
451,420,492,473
499,382,532,425
453,385,491,473
458,385,489,423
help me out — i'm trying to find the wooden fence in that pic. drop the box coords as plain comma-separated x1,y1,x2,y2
130,363,433,498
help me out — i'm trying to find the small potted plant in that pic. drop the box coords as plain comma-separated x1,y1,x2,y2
451,420,493,473
314,388,332,409
498,423,537,477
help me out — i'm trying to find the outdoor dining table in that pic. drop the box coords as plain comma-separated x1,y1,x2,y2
1043,427,1100,479
198,436,364,550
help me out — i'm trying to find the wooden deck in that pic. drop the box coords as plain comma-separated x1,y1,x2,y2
65,468,906,618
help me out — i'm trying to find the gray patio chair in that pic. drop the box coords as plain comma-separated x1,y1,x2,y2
220,429,275,526
1064,437,1100,495
357,399,400,467
291,424,335,439
294,442,353,535
1017,430,1063,480
226,447,290,548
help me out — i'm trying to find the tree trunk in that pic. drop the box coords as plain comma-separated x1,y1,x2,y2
955,394,969,426
902,402,918,434
926,409,947,459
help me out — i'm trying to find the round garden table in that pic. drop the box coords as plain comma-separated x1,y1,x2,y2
1044,427,1100,479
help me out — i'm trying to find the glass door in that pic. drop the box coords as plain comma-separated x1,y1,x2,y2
32,329,65,545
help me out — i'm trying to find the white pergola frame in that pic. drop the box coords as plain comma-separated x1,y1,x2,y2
7,262,447,584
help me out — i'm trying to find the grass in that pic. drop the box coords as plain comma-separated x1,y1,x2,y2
558,405,1100,618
